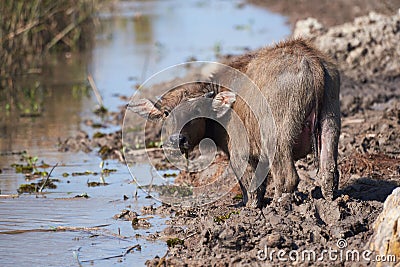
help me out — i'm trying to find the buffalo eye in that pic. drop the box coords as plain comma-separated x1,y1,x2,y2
163,110,170,117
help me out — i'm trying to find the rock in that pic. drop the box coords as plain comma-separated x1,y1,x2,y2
369,187,400,266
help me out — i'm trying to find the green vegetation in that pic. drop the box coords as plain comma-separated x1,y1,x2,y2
146,140,163,149
166,238,184,248
99,145,112,157
102,168,117,174
71,170,98,176
0,1,99,117
93,106,109,116
93,132,106,138
11,153,59,193
214,210,240,223
11,152,49,178
17,179,58,193
233,193,243,200
163,172,177,178
87,181,109,187
0,0,98,79
213,41,222,57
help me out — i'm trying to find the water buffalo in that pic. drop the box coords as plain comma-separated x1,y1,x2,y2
130,38,340,208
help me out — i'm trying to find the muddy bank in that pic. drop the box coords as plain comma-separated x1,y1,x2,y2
56,6,400,267
248,0,400,28
144,10,400,267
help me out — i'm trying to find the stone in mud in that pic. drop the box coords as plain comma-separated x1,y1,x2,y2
369,187,400,266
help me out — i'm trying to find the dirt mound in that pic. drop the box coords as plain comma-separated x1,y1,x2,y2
294,11,400,118
294,11,400,80
249,0,400,28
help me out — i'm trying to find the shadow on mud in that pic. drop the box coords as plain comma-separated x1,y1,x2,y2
340,177,399,202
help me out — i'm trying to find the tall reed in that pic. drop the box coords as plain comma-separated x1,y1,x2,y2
0,0,97,79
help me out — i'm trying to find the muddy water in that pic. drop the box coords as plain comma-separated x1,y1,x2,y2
92,0,290,111
0,1,289,266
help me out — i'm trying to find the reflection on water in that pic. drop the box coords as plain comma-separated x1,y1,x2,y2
0,52,92,148
91,0,290,111
0,52,95,195
0,0,289,265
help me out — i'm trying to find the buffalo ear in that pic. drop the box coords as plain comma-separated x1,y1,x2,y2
127,98,163,120
212,91,236,118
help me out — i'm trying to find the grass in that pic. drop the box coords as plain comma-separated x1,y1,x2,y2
0,0,98,80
